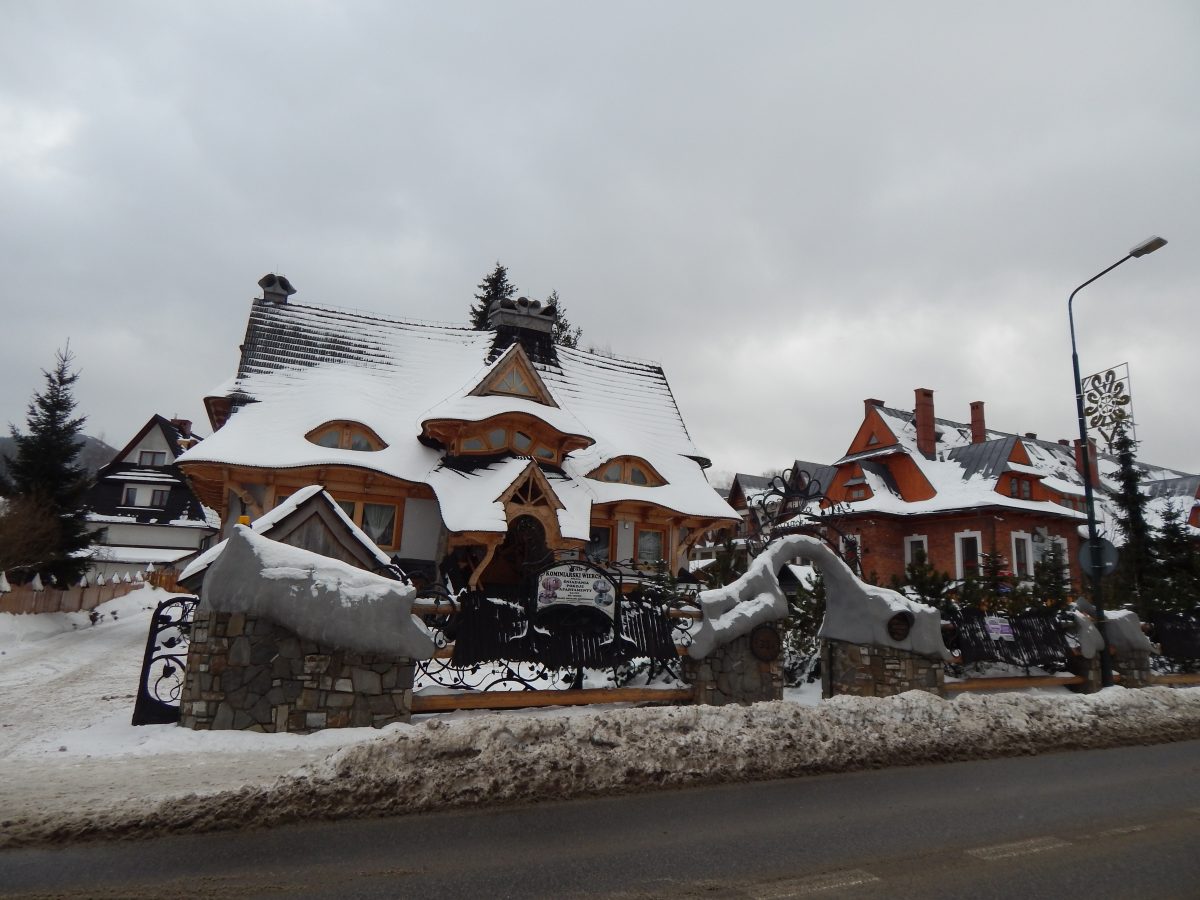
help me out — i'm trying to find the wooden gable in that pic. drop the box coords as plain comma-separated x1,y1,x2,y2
470,344,558,408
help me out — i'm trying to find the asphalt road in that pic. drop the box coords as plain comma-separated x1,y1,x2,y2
3,740,1199,899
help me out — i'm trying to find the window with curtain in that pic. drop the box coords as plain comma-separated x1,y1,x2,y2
636,528,664,563
362,503,396,547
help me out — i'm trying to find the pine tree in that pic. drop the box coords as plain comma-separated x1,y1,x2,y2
546,290,583,348
1033,539,1071,610
469,262,517,330
1110,426,1156,617
889,547,952,610
1,347,98,583
1155,503,1200,613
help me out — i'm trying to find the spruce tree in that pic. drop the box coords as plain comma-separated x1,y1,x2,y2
1110,426,1156,617
889,547,951,609
1033,539,1071,611
1,347,97,583
546,289,583,348
469,262,517,330
1156,503,1199,613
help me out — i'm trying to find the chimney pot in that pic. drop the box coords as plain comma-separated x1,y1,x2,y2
258,273,296,303
914,388,936,459
1024,432,1037,440
969,401,986,444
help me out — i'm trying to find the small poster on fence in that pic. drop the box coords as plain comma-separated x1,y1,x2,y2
984,615,1015,641
536,562,618,621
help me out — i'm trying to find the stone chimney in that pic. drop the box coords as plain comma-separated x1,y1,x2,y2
864,398,885,416
969,401,986,444
258,273,296,304
1074,437,1100,486
914,388,936,459
487,295,559,364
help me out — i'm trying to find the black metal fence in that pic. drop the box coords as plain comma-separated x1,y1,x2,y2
944,607,1073,672
1150,611,1200,666
131,596,198,726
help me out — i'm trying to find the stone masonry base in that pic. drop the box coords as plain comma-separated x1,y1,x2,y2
180,610,414,732
821,639,944,699
683,633,783,705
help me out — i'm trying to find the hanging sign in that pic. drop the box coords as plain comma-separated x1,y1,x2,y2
984,616,1015,642
535,561,619,621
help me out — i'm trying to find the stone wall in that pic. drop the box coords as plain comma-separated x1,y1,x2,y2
180,610,414,732
683,632,783,706
821,638,944,699
1113,650,1154,689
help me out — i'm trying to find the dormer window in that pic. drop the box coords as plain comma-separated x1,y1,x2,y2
494,368,534,397
457,425,559,463
587,456,666,487
138,451,167,466
305,421,387,452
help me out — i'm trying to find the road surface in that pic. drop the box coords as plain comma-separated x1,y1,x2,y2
2,739,1199,898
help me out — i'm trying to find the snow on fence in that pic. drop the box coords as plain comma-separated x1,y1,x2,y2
0,580,138,615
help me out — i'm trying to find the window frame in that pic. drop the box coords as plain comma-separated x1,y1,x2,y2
954,529,983,580
903,534,928,566
634,525,666,565
138,450,166,467
1010,530,1034,579
586,524,615,563
304,421,387,452
150,489,169,508
122,486,138,507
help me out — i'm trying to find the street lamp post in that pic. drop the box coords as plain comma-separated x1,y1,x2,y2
1068,235,1167,687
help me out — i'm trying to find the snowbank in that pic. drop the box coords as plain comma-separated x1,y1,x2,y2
4,687,1197,848
202,526,434,658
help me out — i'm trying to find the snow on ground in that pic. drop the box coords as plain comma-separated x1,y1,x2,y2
2,587,1199,849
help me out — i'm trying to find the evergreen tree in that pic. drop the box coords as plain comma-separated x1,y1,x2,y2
1033,539,1071,610
1,348,98,583
546,290,583,348
1156,503,1200,613
781,570,827,685
1110,426,1156,617
889,547,952,610
469,262,517,330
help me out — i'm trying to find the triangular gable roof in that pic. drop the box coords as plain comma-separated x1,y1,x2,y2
844,406,900,458
105,414,194,469
469,343,558,408
178,485,393,588
499,460,566,513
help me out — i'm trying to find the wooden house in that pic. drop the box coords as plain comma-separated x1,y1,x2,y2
177,275,738,593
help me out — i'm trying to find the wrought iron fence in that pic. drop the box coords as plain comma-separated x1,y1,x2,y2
131,596,198,726
1150,611,1200,668
944,606,1073,673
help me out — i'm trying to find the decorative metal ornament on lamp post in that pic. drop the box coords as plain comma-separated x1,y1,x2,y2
1068,235,1167,687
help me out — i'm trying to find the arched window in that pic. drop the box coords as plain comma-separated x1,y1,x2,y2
586,456,666,487
304,421,387,451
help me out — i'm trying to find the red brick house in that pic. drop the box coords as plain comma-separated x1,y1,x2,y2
817,388,1200,590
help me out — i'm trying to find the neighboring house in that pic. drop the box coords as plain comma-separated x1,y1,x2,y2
177,274,739,593
815,390,1200,590
85,415,219,580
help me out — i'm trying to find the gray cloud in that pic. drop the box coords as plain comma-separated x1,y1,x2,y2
2,1,1196,476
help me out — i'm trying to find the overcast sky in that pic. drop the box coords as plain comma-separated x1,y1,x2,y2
3,1,1197,484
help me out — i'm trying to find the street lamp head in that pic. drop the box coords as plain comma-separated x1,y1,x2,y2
1129,235,1167,258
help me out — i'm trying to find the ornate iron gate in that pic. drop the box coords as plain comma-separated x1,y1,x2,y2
131,596,198,726
945,607,1073,672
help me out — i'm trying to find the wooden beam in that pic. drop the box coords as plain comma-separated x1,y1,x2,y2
943,675,1085,692
1148,673,1200,686
411,687,694,713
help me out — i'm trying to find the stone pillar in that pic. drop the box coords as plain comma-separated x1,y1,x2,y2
682,632,783,706
1112,650,1153,689
1066,653,1103,693
821,639,944,699
180,610,415,732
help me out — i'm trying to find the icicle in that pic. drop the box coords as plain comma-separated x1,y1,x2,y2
30,573,44,592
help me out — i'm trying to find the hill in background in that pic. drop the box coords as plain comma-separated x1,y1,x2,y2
0,434,118,483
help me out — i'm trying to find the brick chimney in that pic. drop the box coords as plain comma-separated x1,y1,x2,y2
171,418,193,438
258,273,296,304
914,388,936,458
864,398,884,416
1074,437,1100,486
969,401,986,444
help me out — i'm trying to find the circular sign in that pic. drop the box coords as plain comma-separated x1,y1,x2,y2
1078,537,1119,578
749,625,782,662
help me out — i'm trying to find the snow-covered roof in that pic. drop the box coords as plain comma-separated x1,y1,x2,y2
180,297,737,535
829,400,1198,540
